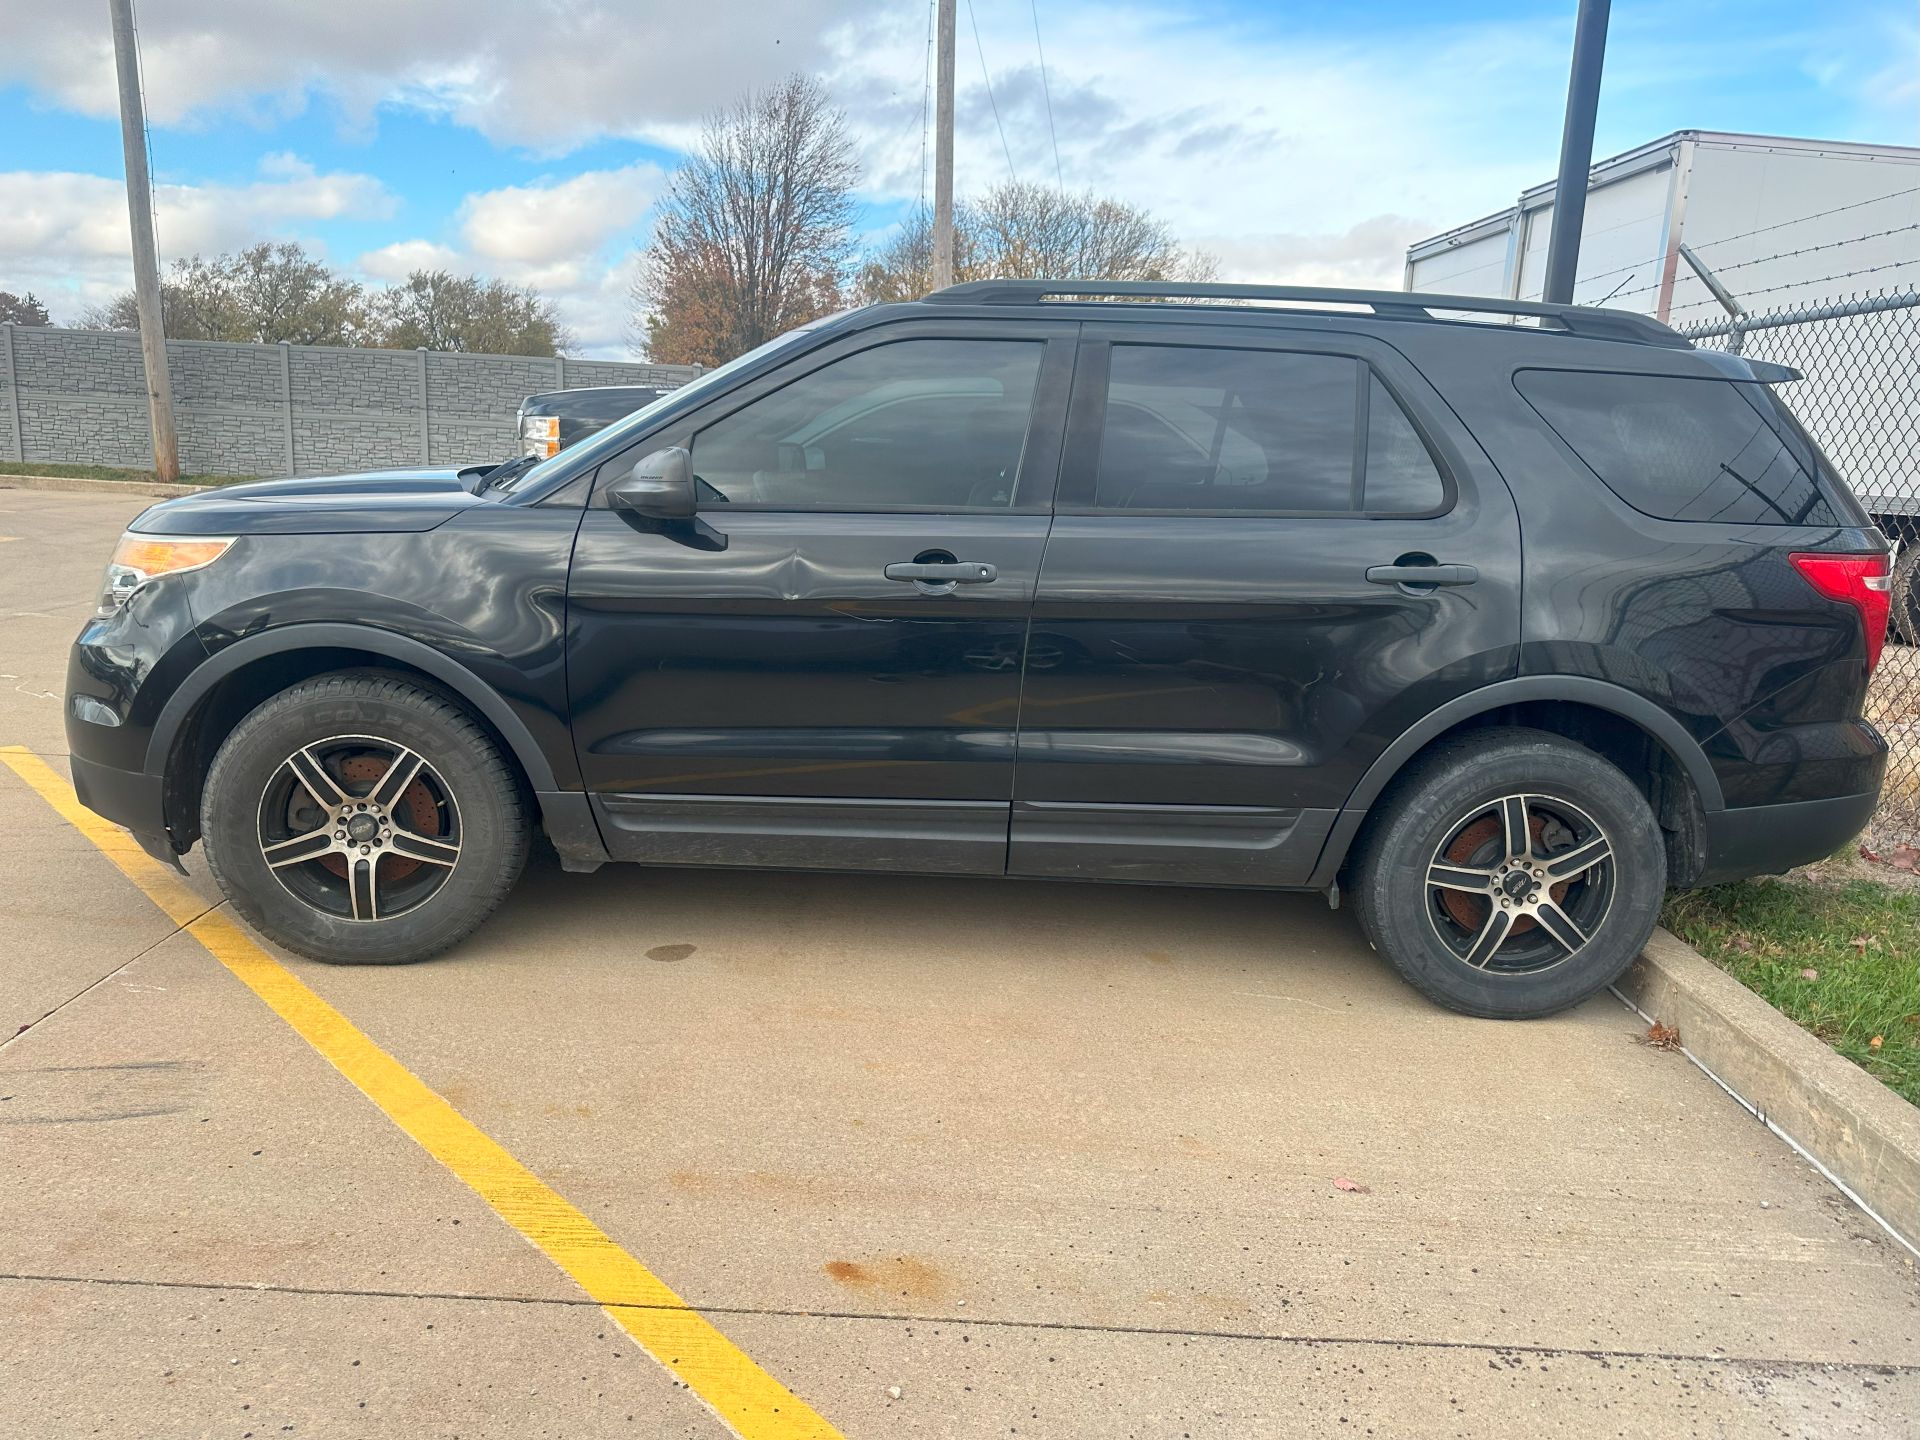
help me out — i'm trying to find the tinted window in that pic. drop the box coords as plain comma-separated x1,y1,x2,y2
1364,375,1447,513
574,389,662,423
1515,370,1841,526
691,339,1043,508
1094,346,1444,514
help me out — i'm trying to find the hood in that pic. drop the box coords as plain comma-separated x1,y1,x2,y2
131,467,494,537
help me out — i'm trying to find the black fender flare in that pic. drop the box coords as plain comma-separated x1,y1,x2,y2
147,622,562,793
1307,675,1724,889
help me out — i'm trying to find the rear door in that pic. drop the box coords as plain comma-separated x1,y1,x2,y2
1010,322,1522,884
566,318,1074,874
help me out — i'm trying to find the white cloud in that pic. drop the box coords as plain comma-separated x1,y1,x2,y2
356,238,464,281
0,157,393,322
0,0,872,150
458,164,666,268
348,165,667,357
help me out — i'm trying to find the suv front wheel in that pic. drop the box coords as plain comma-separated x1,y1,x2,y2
201,672,529,964
1352,729,1665,1019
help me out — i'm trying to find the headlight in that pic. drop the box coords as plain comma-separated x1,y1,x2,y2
97,534,235,617
521,415,560,459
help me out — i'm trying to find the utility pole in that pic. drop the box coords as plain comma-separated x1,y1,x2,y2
1541,0,1611,307
108,0,179,482
931,0,957,291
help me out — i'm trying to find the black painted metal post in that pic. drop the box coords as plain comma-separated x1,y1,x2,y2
1542,0,1612,306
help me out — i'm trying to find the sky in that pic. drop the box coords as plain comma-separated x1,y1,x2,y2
0,0,1913,358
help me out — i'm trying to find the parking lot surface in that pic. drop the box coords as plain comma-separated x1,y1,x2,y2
3,484,1917,1438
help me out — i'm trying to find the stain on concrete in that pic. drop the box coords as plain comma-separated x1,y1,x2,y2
822,1255,953,1303
647,944,696,963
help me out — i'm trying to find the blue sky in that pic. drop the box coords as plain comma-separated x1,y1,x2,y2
1,0,1913,355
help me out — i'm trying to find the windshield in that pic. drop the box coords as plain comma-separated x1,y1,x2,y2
494,325,829,494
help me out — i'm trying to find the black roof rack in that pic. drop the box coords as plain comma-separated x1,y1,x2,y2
921,279,1689,348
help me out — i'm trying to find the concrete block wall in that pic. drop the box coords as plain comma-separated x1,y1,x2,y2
0,324,701,477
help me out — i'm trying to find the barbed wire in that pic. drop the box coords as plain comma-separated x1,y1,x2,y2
1607,221,1920,302
1460,183,1920,294
1688,182,1920,257
1664,258,1920,314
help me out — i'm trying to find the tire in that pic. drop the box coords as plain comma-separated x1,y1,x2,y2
1890,543,1920,646
1351,728,1665,1019
201,672,529,965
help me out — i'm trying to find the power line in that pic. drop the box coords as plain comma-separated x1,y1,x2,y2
919,0,935,212
965,0,1017,184
1029,0,1062,189
130,0,160,254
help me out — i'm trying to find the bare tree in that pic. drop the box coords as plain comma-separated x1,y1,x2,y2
634,75,858,366
856,182,1217,304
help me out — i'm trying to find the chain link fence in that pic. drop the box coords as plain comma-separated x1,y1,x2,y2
1681,289,1920,846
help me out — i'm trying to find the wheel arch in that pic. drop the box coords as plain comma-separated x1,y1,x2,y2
1310,677,1723,890
152,624,561,846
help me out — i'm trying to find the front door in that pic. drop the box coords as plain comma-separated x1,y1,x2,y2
1009,322,1522,885
567,320,1074,874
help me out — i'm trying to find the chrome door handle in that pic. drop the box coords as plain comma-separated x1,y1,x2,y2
884,561,998,584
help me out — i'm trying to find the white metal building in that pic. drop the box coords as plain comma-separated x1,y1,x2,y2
1403,131,1920,325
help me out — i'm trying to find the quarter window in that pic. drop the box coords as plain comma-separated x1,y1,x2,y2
690,339,1044,509
1514,369,1842,526
1093,345,1446,514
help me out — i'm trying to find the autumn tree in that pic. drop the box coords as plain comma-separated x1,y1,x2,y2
370,270,571,356
634,75,858,366
856,182,1217,303
0,290,51,325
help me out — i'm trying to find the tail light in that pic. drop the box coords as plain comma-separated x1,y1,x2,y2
1789,552,1892,673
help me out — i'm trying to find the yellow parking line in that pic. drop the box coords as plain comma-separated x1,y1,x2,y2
0,745,843,1440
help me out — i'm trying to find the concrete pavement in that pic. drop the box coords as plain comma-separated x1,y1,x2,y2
2,484,1915,1438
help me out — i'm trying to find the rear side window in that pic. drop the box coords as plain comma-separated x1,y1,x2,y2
1094,345,1447,515
1515,370,1841,526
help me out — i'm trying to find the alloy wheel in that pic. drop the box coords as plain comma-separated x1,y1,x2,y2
256,735,461,922
1423,793,1614,974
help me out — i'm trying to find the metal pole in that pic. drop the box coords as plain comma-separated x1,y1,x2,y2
1677,242,1748,353
1541,0,1610,307
931,0,957,292
108,0,179,482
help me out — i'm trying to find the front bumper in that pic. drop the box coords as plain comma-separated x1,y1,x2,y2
1696,788,1883,885
68,749,181,867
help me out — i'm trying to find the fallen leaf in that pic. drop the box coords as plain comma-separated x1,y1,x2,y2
1731,935,1756,954
1644,1021,1682,1051
1849,935,1876,956
1799,968,1819,981
1868,1035,1884,1051
1859,843,1882,863
1332,1176,1370,1194
1888,845,1920,874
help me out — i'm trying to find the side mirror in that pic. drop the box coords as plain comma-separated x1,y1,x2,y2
607,447,696,519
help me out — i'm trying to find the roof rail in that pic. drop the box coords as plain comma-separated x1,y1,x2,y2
921,279,1689,348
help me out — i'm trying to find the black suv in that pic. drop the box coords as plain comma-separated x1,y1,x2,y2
66,281,1892,1018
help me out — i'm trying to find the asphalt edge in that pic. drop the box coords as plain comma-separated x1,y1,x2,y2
1615,926,1920,1257
0,473,212,498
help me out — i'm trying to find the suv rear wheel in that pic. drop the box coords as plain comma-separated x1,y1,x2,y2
1352,729,1664,1019
201,673,529,964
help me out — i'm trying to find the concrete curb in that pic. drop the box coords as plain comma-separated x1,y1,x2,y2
0,473,212,499
1617,927,1920,1253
